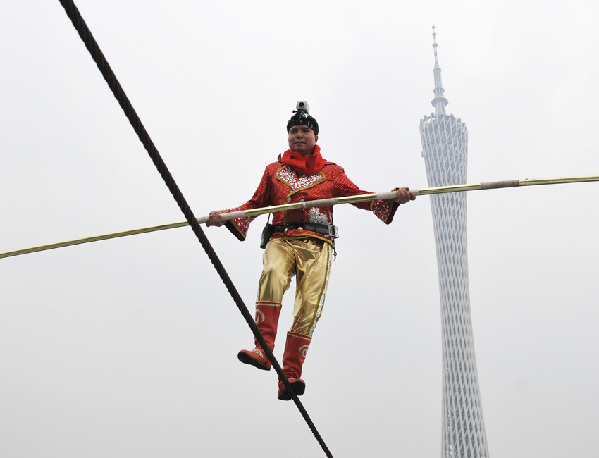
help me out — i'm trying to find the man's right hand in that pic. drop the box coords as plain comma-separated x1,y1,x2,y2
206,211,224,227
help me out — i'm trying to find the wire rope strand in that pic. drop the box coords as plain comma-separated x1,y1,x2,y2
56,1,333,456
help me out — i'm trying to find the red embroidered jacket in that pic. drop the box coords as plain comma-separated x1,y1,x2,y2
223,158,399,245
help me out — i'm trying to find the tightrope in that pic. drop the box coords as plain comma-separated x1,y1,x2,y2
56,1,334,456
3,175,597,260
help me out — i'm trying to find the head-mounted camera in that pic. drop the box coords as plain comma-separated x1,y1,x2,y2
287,101,319,135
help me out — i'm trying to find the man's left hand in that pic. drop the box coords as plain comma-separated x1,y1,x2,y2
394,187,416,204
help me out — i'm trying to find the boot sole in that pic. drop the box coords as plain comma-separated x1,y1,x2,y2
278,380,305,401
237,351,271,371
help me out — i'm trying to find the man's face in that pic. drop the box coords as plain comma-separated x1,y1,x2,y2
288,125,318,156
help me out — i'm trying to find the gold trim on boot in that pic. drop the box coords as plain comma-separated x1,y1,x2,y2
238,302,281,371
278,332,311,400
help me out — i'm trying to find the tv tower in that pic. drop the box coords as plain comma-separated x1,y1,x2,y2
420,27,490,458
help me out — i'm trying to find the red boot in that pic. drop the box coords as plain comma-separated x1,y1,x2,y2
278,332,311,401
237,302,281,371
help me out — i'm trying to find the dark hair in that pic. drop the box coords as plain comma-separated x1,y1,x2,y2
286,110,319,135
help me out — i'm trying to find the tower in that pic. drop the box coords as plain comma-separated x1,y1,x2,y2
420,27,490,458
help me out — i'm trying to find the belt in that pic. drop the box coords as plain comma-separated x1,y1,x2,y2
272,222,339,239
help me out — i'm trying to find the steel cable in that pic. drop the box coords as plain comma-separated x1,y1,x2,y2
56,1,333,456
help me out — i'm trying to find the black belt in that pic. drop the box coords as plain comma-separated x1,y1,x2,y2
261,222,339,249
271,222,339,238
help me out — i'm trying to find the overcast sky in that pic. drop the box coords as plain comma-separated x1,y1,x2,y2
1,1,598,457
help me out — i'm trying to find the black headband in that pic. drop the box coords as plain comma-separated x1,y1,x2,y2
286,109,319,135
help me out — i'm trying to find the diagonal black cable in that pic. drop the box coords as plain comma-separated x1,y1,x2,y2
56,1,333,456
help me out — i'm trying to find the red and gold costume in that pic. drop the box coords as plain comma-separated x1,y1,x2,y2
224,145,399,245
230,145,400,400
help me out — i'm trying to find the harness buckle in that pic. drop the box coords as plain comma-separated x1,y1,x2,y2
328,225,339,239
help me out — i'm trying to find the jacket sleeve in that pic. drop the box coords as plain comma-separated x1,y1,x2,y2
221,166,272,241
332,166,399,224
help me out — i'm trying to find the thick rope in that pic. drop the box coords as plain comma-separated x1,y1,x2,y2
56,1,333,456
3,175,598,260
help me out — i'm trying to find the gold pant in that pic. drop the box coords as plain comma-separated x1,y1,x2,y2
257,238,333,337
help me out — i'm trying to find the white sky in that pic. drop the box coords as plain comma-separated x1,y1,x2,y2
1,1,598,457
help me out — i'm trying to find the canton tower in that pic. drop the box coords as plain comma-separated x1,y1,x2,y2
420,27,490,458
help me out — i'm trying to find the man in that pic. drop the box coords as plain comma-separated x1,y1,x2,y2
207,102,415,400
